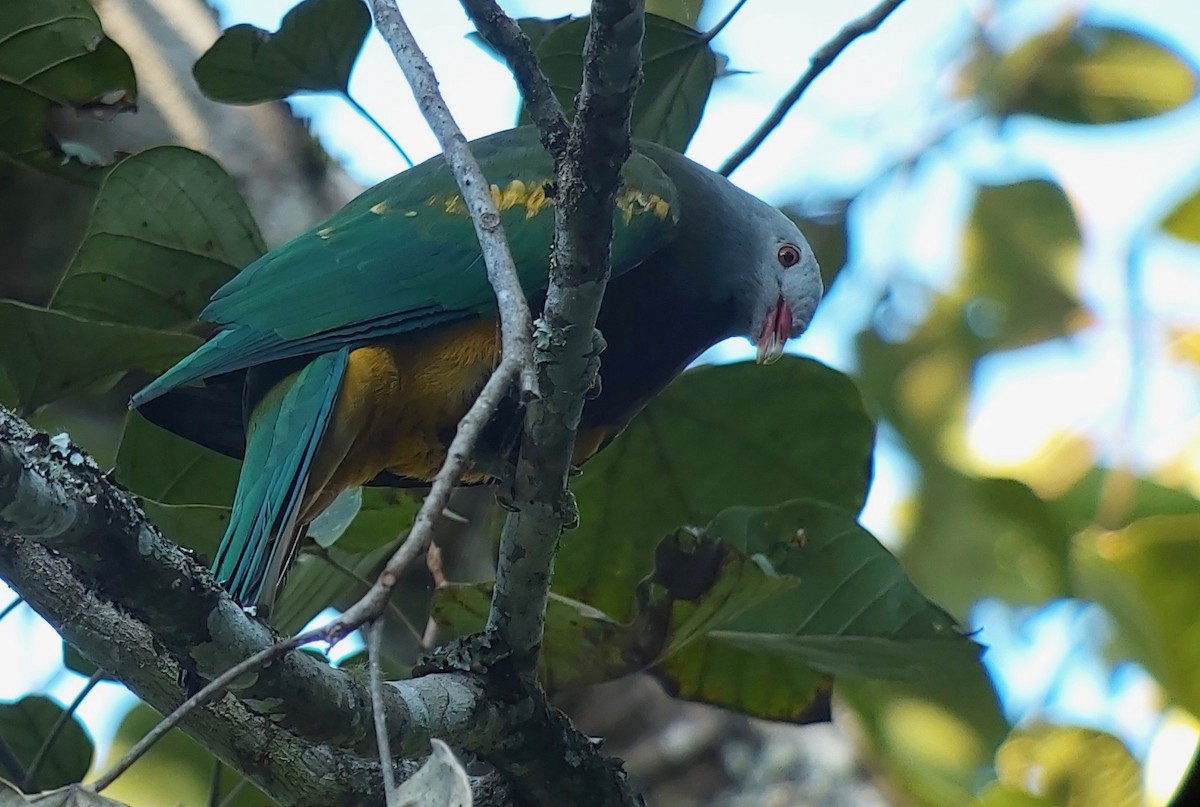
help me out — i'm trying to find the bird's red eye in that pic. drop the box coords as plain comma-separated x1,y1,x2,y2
777,244,802,268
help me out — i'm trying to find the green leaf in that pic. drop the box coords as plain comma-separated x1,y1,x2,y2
140,502,231,559
439,500,982,723
193,0,370,104
995,726,1141,807
101,705,263,807
1161,185,1200,244
655,500,984,720
969,21,1199,124
1073,514,1200,717
327,489,420,553
60,643,114,682
0,696,93,792
115,412,239,506
0,780,132,806
51,147,266,330
557,357,875,621
961,179,1083,349
0,1,136,183
646,0,707,26
434,585,632,691
975,783,1057,807
468,16,573,64
0,302,199,413
841,666,1008,807
534,13,717,150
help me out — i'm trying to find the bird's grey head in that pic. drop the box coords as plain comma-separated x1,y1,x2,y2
737,201,822,364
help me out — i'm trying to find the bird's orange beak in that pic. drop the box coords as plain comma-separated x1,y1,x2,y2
756,297,793,365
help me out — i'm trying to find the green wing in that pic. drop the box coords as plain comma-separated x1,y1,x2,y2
132,127,679,406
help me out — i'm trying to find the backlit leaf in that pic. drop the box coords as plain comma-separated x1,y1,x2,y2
193,0,371,104
0,696,93,792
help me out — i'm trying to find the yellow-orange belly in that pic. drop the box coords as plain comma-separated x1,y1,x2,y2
300,317,501,519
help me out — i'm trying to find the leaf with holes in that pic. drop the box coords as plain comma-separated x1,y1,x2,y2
51,147,265,330
534,13,717,150
0,1,136,183
193,0,370,104
0,696,93,792
557,357,874,621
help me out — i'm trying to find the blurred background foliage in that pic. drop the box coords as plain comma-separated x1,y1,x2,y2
1,0,1200,805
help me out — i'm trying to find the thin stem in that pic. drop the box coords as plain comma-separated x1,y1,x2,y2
702,0,752,42
216,778,249,807
369,619,398,805
0,595,23,622
208,760,222,807
719,0,909,176
369,0,536,394
342,91,414,167
307,544,425,645
22,668,105,791
91,629,325,793
0,735,25,785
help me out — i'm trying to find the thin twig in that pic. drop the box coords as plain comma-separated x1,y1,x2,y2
718,0,909,176
701,0,752,42
306,544,425,644
91,628,325,792
369,0,536,394
0,595,23,622
343,91,415,167
216,777,249,807
317,357,519,638
22,668,104,791
369,619,399,805
208,760,222,807
458,0,570,154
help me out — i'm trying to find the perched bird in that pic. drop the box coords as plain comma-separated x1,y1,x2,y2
133,126,822,610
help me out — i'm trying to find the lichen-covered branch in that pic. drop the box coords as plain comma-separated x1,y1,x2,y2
0,409,513,804
487,0,646,663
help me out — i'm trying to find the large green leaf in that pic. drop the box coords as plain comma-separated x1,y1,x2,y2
557,357,875,620
0,302,199,413
0,780,131,806
115,412,239,507
655,501,985,719
961,179,1083,350
995,726,1142,807
100,705,262,807
0,1,136,182
435,523,796,695
0,696,93,793
1162,185,1200,245
440,500,982,722
968,21,1199,124
51,148,265,330
193,0,370,104
534,13,717,150
1073,514,1200,717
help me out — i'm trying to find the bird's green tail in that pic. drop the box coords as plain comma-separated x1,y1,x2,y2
213,348,350,608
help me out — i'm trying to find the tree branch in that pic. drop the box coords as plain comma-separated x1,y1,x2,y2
458,0,570,154
369,0,535,394
486,0,646,664
718,0,909,176
0,409,515,804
